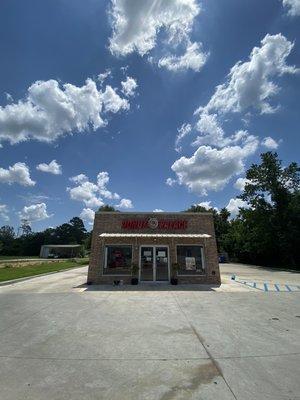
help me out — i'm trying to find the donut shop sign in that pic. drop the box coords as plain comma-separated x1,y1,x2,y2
121,217,188,230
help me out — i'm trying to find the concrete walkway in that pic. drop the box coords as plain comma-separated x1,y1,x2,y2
0,264,299,399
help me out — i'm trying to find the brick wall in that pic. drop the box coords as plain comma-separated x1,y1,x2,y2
88,212,220,285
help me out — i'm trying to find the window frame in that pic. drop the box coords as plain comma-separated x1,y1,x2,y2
102,244,133,276
175,244,206,276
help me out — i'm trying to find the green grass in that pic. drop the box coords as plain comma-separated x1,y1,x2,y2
0,256,39,261
0,259,88,282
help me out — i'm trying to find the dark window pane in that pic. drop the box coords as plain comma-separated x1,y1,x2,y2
176,246,204,275
104,245,132,275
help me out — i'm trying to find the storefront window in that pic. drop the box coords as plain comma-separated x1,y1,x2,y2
104,245,132,275
176,245,204,275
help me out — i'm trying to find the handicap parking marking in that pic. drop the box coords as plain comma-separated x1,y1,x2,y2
232,277,300,292
274,284,280,292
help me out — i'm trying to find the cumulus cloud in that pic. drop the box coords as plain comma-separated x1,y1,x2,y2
18,203,51,223
101,85,129,113
196,201,218,211
108,0,207,72
116,198,133,209
171,138,258,195
166,177,177,186
261,136,279,149
234,177,251,192
197,34,298,117
68,171,131,209
175,123,192,152
171,34,298,192
0,204,9,222
36,160,62,175
186,34,297,152
80,207,95,225
69,174,88,184
282,0,300,16
0,76,133,146
226,198,249,218
158,41,208,72
98,69,112,84
121,76,138,97
0,162,35,186
153,209,164,212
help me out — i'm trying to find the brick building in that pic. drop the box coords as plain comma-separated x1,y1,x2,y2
88,212,220,285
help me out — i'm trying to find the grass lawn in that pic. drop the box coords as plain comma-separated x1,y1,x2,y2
0,259,88,282
0,256,40,261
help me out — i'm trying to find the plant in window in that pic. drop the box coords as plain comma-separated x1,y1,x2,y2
131,263,139,285
171,262,179,285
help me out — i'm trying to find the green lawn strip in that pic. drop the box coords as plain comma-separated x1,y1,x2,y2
0,256,40,261
0,259,88,282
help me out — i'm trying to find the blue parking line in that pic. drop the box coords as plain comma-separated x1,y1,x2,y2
274,284,280,292
264,283,268,291
285,285,292,292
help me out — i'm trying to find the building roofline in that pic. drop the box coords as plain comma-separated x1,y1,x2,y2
95,211,213,216
40,244,81,248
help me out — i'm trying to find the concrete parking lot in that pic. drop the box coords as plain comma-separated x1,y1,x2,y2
0,264,299,399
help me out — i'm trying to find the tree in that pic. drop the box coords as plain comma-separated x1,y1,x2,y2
185,205,230,252
0,226,15,255
98,205,117,212
69,217,86,244
235,152,300,267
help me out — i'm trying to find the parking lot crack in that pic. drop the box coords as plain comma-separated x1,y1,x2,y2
171,292,238,400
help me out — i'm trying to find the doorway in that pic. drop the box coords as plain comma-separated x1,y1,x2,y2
140,246,169,282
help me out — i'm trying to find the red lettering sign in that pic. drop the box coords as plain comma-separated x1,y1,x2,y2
121,218,187,230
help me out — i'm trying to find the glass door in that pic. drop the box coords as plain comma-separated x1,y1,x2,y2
155,247,169,281
140,246,169,282
140,246,154,281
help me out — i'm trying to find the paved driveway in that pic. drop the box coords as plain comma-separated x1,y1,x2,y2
0,265,299,399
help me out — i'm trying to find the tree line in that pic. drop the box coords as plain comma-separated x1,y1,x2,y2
186,152,300,269
0,152,299,268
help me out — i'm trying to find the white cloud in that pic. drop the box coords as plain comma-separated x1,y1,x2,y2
5,93,13,102
153,209,164,212
158,41,208,72
197,34,298,116
36,159,62,175
170,33,298,196
261,136,279,149
192,112,227,147
68,180,102,209
166,177,177,186
121,76,138,97
97,69,112,84
69,174,88,184
234,177,251,191
171,138,258,195
0,162,35,186
101,85,129,113
283,0,300,16
116,198,133,209
0,76,133,146
68,171,127,209
80,208,95,225
0,204,9,222
175,123,192,152
108,0,207,72
197,201,213,210
226,198,249,218
18,203,51,223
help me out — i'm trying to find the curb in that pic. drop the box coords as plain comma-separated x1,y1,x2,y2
0,265,88,287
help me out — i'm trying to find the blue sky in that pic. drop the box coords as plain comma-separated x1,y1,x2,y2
0,0,299,230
